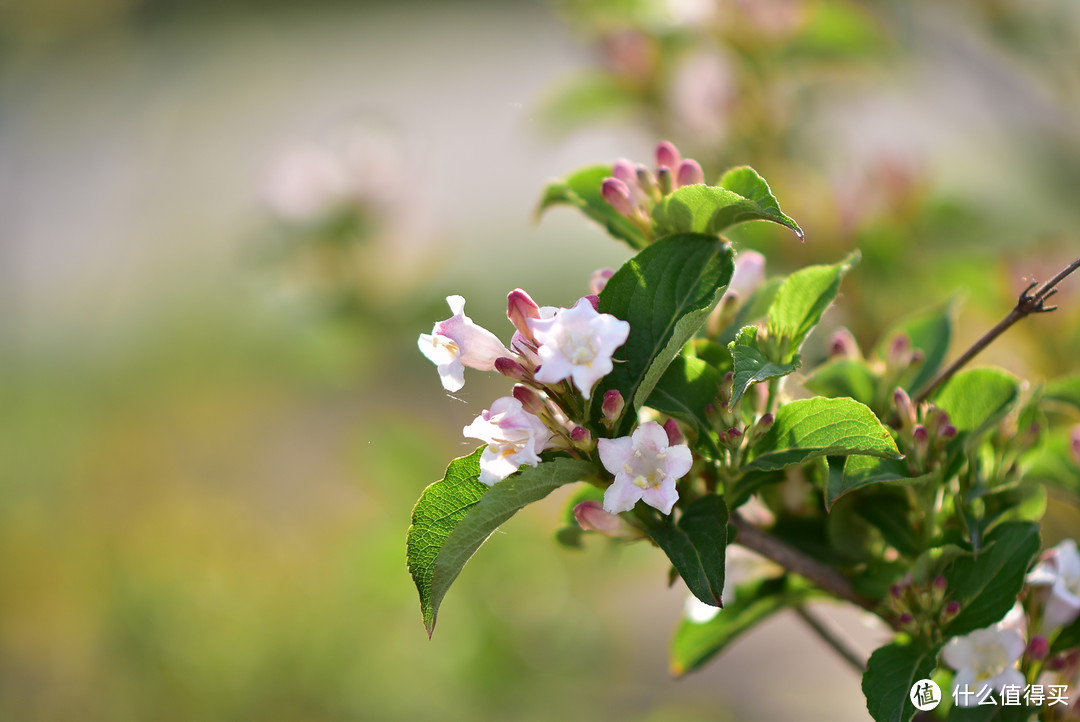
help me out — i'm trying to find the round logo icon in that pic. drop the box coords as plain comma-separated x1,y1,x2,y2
910,679,942,711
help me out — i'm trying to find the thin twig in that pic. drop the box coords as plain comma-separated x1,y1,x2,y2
730,512,881,618
915,256,1080,404
793,605,867,674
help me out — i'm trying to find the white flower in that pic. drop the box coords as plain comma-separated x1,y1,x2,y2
418,296,510,392
943,622,1026,706
530,298,630,399
724,250,765,301
1027,539,1080,632
463,397,552,485
597,421,693,515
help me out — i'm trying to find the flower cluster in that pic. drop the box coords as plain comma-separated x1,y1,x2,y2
418,285,693,514
600,141,705,227
891,388,957,475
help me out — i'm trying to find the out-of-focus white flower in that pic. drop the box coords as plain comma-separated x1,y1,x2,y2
263,144,350,221
943,621,1026,706
669,48,736,145
530,298,630,399
1028,539,1080,632
418,296,510,392
463,397,552,485
724,249,766,301
597,421,692,515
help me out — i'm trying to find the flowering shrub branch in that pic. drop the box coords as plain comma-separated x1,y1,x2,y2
406,142,1080,722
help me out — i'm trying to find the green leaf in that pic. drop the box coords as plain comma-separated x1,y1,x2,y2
645,496,729,607
1044,373,1080,413
728,468,786,508
535,72,642,137
407,453,596,636
669,575,819,676
933,368,1020,448
803,358,879,407
767,252,860,356
879,303,953,396
651,167,803,239
536,164,648,249
826,455,933,510
853,487,920,557
1051,613,1080,655
862,641,941,722
596,234,735,431
747,397,901,472
728,326,801,408
645,355,724,457
943,521,1040,636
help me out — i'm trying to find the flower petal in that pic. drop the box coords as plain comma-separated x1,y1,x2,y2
603,476,644,514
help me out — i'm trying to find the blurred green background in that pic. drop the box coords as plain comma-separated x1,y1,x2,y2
2,1,1078,720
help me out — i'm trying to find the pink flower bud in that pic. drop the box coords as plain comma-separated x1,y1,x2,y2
612,158,637,185
1072,426,1080,466
888,333,911,366
663,418,685,446
725,427,743,444
943,601,961,618
893,388,916,429
656,166,672,195
573,500,638,538
655,140,681,170
676,159,704,187
571,426,590,443
1027,635,1050,661
494,356,528,382
601,177,635,217
933,575,947,591
758,413,774,429
898,613,915,626
635,165,656,194
512,385,545,415
939,424,957,440
602,390,625,422
829,328,860,358
507,288,541,343
590,268,614,295
583,294,600,312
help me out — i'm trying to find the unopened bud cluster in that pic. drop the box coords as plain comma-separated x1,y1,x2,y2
892,388,957,475
888,575,959,645
703,370,775,463
601,141,705,232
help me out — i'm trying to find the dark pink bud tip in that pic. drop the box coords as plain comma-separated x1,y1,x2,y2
933,575,947,591
602,389,625,422
890,584,904,599
655,140,680,170
944,601,961,616
570,426,591,443
939,424,957,440
512,385,544,415
898,613,914,626
676,159,704,188
583,294,600,312
913,425,929,443
726,427,742,440
1027,635,1050,661
495,356,528,381
601,177,634,216
663,418,684,446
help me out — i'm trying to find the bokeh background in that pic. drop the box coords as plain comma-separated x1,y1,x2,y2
3,1,1079,720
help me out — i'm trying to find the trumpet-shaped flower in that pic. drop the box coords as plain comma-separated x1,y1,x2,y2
597,421,692,515
463,397,552,485
943,622,1026,706
1027,538,1080,632
418,296,510,392
530,298,630,399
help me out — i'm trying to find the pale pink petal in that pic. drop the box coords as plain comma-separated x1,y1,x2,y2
603,478,644,514
641,476,679,515
633,421,670,451
664,444,694,480
597,437,635,474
